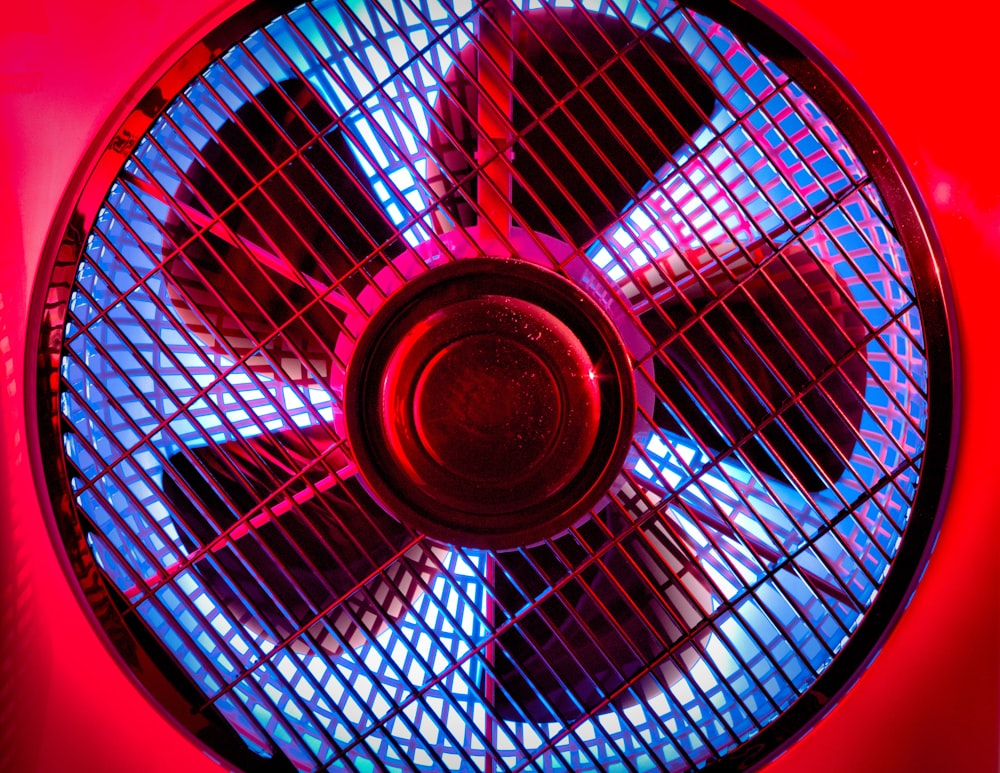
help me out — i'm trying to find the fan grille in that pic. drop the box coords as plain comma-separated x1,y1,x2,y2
33,0,952,771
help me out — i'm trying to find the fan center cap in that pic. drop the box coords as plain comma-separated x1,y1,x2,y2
345,258,634,549
404,297,597,487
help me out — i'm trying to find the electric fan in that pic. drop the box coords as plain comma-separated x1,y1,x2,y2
26,0,957,771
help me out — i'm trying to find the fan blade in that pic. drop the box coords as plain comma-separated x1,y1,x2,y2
645,243,869,491
162,77,401,389
428,6,715,246
490,507,695,723
161,425,443,655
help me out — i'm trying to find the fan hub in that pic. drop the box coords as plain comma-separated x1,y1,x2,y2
408,305,598,485
345,258,634,549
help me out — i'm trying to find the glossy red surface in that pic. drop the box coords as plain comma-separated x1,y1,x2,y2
0,1,996,771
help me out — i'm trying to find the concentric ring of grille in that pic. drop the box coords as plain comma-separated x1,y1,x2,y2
33,1,953,771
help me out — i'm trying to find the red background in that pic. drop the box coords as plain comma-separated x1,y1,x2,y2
1,1,997,771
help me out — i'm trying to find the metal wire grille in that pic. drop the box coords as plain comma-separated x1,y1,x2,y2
38,0,949,771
